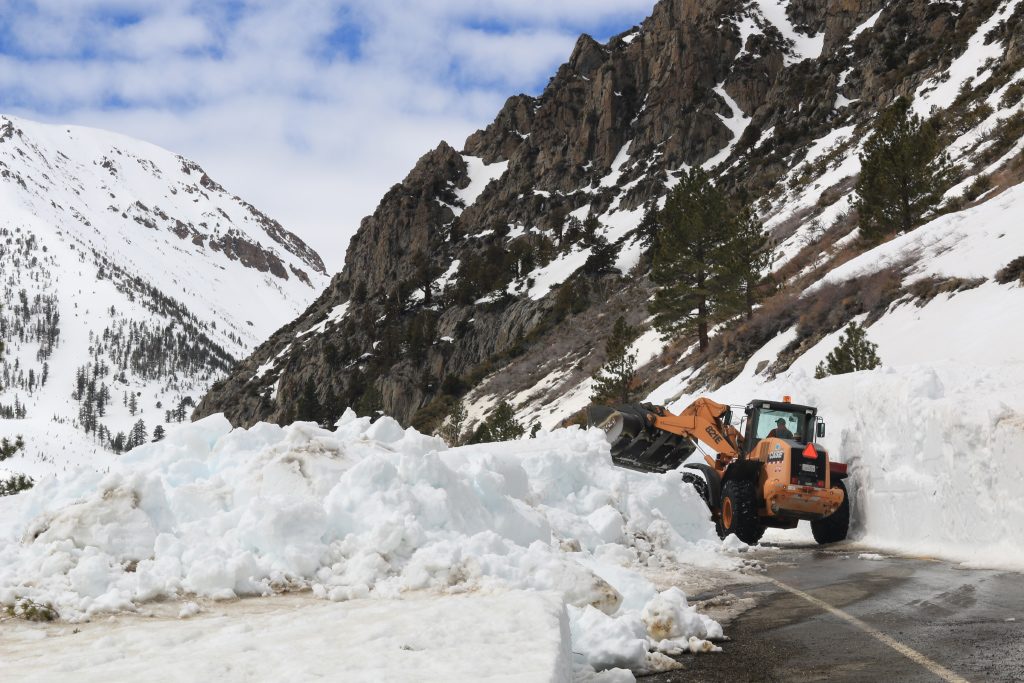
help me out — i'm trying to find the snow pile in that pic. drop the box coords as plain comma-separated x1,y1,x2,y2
571,586,722,675
0,411,730,677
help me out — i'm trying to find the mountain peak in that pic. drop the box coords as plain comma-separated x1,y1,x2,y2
0,113,328,473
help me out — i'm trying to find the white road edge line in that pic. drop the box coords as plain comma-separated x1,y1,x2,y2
766,577,972,683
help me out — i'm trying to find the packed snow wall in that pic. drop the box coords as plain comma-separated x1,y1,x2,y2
655,362,1024,570
807,365,1024,569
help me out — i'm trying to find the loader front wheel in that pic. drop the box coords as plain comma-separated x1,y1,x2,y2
811,480,850,544
682,471,711,509
719,479,765,545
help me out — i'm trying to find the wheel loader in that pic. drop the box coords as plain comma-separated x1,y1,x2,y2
586,397,849,545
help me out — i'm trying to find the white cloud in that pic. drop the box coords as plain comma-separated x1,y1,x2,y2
0,0,656,269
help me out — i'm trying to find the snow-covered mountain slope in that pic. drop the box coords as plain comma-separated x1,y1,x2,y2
0,114,328,478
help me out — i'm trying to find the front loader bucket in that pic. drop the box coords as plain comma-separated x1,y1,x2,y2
585,403,695,473
586,405,647,443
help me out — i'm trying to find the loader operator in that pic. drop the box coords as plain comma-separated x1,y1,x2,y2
768,418,794,440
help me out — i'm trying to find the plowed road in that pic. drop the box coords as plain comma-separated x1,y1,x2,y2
655,543,1024,683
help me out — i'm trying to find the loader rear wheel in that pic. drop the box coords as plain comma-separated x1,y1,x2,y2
718,479,766,545
811,480,850,545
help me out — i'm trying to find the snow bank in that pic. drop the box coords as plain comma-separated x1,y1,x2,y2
653,362,1024,571
806,365,1024,570
0,410,731,677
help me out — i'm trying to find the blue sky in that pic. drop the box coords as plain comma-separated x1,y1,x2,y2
0,1,656,268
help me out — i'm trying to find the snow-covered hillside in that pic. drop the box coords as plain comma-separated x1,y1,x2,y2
0,115,328,479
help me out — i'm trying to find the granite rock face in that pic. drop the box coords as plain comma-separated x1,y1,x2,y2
196,0,1022,429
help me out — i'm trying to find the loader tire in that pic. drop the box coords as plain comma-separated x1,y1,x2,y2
811,480,850,545
682,471,711,509
719,479,766,545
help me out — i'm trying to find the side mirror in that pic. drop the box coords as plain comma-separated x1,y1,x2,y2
816,421,826,438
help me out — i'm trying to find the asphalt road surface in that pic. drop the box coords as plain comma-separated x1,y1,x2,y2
653,542,1023,683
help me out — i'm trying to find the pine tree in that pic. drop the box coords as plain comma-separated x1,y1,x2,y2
152,425,166,442
727,208,775,319
411,250,439,305
96,383,109,416
582,234,618,275
356,381,383,416
0,473,34,497
582,215,602,246
74,367,86,401
129,419,147,449
856,97,953,243
649,169,739,351
470,401,525,443
128,392,138,416
296,378,322,424
563,216,584,245
1,436,25,461
635,200,661,261
438,401,467,447
591,316,639,404
815,322,882,378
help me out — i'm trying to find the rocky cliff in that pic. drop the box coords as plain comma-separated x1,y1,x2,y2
196,0,1024,432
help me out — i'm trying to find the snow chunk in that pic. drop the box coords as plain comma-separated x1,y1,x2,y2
721,534,750,553
177,601,200,618
364,416,405,443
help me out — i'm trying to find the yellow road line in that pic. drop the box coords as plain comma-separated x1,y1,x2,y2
766,577,971,683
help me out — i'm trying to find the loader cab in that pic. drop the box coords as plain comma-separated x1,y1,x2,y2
740,400,820,454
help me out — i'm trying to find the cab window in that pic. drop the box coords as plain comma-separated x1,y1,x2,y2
754,410,805,441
